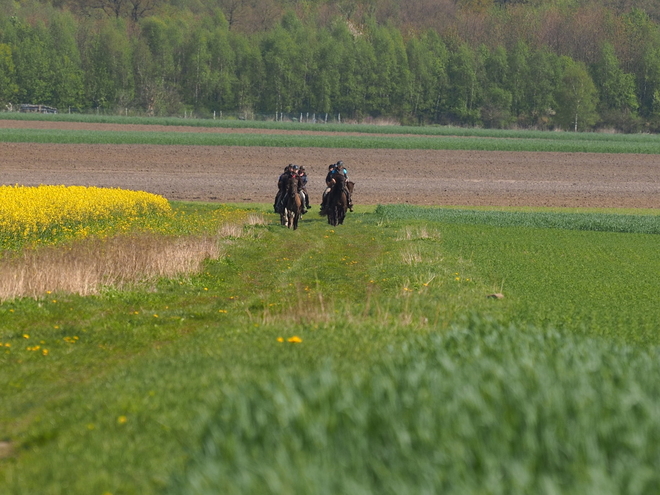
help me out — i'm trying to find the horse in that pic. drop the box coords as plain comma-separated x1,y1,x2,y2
321,176,353,226
280,174,303,230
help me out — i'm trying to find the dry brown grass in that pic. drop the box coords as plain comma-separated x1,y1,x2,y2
0,214,267,300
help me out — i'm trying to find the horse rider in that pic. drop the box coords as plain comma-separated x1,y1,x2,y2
291,165,307,214
274,164,294,213
298,166,311,212
320,163,337,213
335,160,354,211
321,161,353,212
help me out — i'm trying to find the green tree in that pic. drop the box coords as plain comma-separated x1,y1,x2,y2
592,42,639,130
447,42,480,125
181,29,212,110
82,19,134,109
49,12,84,109
259,25,298,114
525,47,560,128
554,56,598,131
506,40,529,123
230,33,263,113
0,43,18,106
311,28,342,115
619,8,660,118
480,45,513,128
332,21,363,119
368,23,410,119
12,21,54,105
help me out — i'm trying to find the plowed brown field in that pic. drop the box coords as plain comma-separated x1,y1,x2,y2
2,120,659,208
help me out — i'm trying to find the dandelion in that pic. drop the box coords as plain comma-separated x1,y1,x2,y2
42,349,49,356
288,336,303,343
22,334,29,339
218,310,227,313
277,337,284,343
117,416,128,425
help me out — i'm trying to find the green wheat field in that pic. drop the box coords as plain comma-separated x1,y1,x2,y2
1,118,660,494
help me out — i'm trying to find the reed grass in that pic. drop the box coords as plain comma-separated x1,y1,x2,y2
0,210,266,300
0,234,221,300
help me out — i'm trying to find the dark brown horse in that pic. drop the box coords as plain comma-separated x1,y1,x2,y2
280,174,302,230
321,176,353,226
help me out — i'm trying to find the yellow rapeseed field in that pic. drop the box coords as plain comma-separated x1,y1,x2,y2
0,185,171,248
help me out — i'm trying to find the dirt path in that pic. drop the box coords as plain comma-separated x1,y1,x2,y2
1,121,659,208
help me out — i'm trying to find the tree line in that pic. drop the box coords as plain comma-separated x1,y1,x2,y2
2,0,660,131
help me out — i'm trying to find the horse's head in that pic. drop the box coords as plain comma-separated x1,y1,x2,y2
285,174,298,194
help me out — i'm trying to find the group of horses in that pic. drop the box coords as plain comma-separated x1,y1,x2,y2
279,174,354,230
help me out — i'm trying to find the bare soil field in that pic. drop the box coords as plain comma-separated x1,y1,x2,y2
2,120,659,208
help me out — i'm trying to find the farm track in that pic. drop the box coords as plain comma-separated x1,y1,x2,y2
1,120,659,208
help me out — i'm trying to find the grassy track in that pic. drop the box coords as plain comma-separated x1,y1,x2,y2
1,204,660,493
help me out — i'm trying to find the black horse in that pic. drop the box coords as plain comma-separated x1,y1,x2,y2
280,175,303,230
320,175,353,226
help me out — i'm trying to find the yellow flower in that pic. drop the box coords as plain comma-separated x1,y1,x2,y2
287,336,303,343
117,416,128,424
22,334,29,339
277,337,284,343
42,349,49,356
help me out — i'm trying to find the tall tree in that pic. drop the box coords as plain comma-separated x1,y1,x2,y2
83,19,133,109
554,56,598,131
526,47,560,128
230,33,263,113
592,42,639,129
12,21,54,105
446,42,480,125
481,45,513,128
49,12,84,109
0,44,18,106
259,24,299,114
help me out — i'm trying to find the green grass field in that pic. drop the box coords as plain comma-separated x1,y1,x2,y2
2,203,660,494
3,114,660,153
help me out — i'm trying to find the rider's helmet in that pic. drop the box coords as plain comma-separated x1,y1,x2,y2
337,160,344,167
292,165,299,170
299,166,305,172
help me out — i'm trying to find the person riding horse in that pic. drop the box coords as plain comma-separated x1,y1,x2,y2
274,165,292,214
321,161,353,213
274,164,306,214
298,166,311,212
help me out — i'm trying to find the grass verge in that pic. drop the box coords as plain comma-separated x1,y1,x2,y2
1,204,659,494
